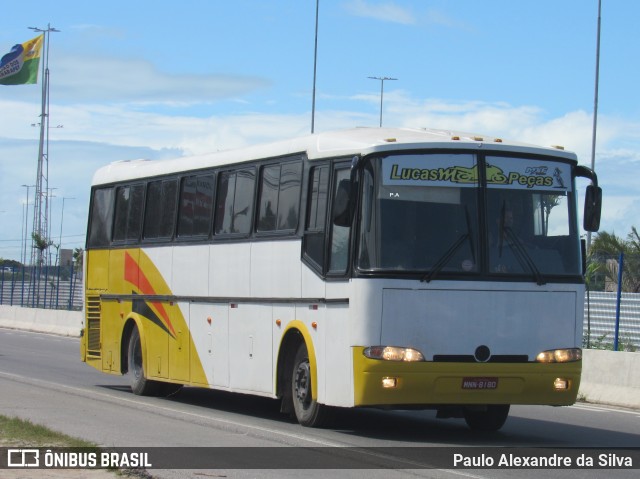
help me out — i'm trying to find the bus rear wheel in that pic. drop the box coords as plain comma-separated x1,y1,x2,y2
127,325,170,396
463,404,510,431
291,343,330,427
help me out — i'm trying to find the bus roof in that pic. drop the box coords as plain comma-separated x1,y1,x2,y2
91,127,578,186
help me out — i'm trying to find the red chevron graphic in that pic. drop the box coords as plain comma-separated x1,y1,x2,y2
124,251,177,336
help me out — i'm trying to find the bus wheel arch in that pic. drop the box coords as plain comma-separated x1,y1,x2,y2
122,318,180,397
276,324,330,427
291,341,331,427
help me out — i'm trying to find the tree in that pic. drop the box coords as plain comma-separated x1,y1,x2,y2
73,248,84,273
589,227,640,292
31,232,53,266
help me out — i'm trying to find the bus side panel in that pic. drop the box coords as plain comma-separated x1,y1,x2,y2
323,302,353,407
171,244,209,297
86,249,110,291
102,249,138,374
144,248,191,383
210,243,250,297
189,302,230,387
301,262,326,299
100,299,124,373
251,241,302,297
229,303,273,394
125,248,207,384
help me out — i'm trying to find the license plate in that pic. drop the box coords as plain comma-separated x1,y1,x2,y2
461,377,498,389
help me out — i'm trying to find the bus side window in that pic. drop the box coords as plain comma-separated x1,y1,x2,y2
113,184,144,243
87,187,115,248
303,165,329,271
257,160,303,233
177,174,215,238
214,168,255,236
144,179,178,240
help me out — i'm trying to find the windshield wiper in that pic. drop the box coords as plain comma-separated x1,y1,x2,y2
421,233,468,283
503,227,546,285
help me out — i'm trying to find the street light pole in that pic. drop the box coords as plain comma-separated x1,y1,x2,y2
311,0,319,134
587,0,602,250
368,76,397,127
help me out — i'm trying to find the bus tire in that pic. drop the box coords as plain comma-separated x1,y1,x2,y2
291,342,330,427
463,404,510,431
127,325,160,396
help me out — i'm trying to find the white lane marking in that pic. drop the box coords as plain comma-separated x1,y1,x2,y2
571,403,638,414
0,327,79,341
571,403,640,417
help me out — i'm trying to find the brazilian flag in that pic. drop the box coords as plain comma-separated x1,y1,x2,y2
0,34,43,85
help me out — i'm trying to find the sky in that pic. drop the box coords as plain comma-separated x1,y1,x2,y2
1,0,639,263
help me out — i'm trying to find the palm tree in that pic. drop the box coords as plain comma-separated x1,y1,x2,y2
73,248,84,273
590,227,640,292
31,232,53,267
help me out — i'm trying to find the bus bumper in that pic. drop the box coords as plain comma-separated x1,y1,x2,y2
352,347,581,407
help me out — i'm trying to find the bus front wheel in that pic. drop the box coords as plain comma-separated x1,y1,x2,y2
291,343,330,427
463,404,510,431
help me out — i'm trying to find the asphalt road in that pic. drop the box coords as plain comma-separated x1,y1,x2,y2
0,328,638,479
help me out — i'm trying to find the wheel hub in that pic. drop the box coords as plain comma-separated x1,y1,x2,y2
294,362,310,403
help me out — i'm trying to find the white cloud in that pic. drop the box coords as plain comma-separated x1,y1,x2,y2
343,1,470,30
423,8,471,30
39,54,271,104
343,0,416,25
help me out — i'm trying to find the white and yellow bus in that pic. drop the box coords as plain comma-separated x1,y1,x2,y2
81,127,602,430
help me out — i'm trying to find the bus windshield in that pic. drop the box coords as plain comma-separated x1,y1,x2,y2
357,153,582,280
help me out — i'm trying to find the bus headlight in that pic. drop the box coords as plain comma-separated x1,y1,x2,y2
535,348,582,363
363,346,425,362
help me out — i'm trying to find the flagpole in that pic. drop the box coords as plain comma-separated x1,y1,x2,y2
28,24,59,266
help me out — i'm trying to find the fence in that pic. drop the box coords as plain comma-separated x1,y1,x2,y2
584,292,640,351
0,266,82,311
585,252,640,351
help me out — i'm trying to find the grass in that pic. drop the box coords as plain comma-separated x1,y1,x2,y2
0,414,96,447
0,414,156,478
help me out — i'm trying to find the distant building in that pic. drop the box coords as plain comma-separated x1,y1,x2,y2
60,248,73,267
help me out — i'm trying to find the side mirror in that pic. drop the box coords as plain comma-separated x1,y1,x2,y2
333,179,351,227
583,184,602,232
